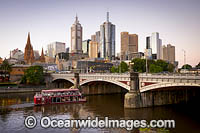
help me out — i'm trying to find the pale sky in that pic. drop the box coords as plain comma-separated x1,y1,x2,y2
0,0,200,67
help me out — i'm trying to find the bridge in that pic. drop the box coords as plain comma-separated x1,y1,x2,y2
45,72,200,108
47,73,200,91
49,73,130,90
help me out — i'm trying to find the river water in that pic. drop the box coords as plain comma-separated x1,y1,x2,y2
0,92,200,133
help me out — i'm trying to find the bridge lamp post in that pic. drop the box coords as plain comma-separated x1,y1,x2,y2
146,57,148,74
80,62,82,73
86,61,88,73
145,50,148,74
119,52,121,74
129,62,134,73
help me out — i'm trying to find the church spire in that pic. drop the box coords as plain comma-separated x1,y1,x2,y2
24,32,35,64
40,47,45,63
27,32,31,45
41,47,44,56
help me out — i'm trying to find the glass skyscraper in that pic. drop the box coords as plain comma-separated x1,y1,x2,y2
150,32,162,59
100,12,115,60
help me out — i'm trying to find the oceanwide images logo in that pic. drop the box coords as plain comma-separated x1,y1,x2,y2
24,116,37,129
24,116,175,130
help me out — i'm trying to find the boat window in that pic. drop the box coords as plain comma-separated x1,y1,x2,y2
52,97,56,103
57,97,61,103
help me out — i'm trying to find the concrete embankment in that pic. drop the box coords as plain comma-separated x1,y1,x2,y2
0,87,45,94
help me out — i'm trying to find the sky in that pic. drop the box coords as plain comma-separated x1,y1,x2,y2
0,0,200,67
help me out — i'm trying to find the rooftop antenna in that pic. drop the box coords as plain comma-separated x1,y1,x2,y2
75,13,78,23
107,12,109,22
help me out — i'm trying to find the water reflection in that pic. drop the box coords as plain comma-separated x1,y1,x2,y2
0,93,34,107
0,92,200,133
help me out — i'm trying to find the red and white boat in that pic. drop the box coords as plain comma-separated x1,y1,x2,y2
34,89,86,105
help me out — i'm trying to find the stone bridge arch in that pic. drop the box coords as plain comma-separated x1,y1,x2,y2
139,82,200,108
140,82,200,93
52,78,74,84
51,78,74,88
80,79,130,91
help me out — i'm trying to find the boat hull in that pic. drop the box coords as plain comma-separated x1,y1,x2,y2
34,99,87,106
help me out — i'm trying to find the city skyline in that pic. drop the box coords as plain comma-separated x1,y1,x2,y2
0,0,200,67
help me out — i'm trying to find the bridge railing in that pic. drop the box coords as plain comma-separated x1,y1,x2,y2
51,72,129,75
139,73,200,79
80,73,129,76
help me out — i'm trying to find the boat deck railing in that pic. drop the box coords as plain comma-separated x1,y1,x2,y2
35,91,82,97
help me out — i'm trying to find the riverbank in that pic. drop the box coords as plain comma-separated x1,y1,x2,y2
0,87,45,94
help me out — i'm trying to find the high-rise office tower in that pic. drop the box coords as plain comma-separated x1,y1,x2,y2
163,45,167,61
71,15,83,53
163,44,175,63
159,39,163,59
121,32,138,60
47,42,66,58
82,39,91,54
129,34,138,53
91,31,101,57
89,41,98,58
121,32,129,60
146,36,151,49
150,32,162,59
91,35,96,42
145,36,152,59
95,31,101,57
100,12,115,60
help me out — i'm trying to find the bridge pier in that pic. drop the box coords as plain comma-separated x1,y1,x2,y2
74,73,82,91
124,72,143,108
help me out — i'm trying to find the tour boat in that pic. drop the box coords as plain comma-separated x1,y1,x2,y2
34,89,86,105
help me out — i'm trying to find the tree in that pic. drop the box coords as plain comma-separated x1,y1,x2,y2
128,58,175,73
168,63,175,72
131,58,146,72
195,62,200,69
110,61,129,73
110,66,118,73
0,59,12,81
0,59,12,72
118,61,129,73
21,65,44,85
149,64,163,73
155,60,168,71
182,64,192,69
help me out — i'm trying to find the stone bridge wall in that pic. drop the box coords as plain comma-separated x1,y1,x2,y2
47,73,200,93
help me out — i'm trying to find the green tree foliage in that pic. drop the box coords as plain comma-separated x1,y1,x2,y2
182,64,192,69
131,58,175,73
110,66,118,73
21,66,44,85
155,60,168,71
119,61,129,73
131,58,146,72
168,63,175,72
0,59,12,72
110,61,128,73
0,59,12,78
149,64,163,73
195,62,200,69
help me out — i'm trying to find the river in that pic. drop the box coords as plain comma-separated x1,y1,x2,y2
0,92,200,133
